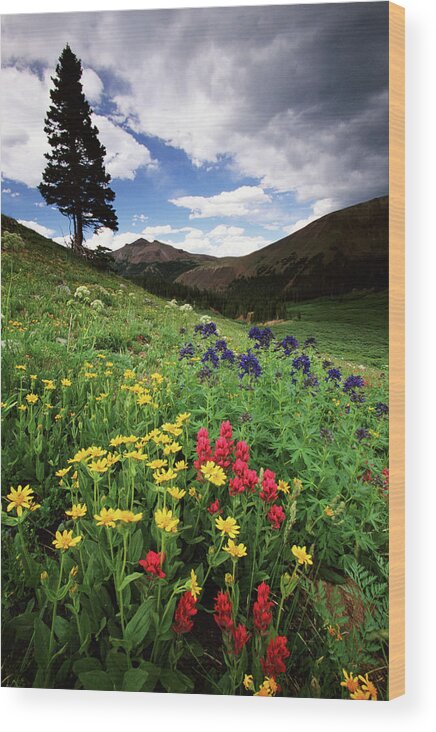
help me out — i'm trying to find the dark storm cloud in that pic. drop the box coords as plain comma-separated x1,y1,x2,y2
2,2,389,205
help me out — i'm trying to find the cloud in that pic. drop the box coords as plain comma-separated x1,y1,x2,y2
0,65,155,187
132,213,148,224
18,219,55,237
170,186,271,219
82,67,104,104
283,198,339,235
83,221,270,258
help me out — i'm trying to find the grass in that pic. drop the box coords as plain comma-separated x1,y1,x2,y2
270,291,388,369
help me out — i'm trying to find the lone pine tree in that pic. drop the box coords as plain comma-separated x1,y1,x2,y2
38,45,118,252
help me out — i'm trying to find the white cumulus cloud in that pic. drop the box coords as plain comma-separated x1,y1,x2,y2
170,186,271,220
18,219,55,237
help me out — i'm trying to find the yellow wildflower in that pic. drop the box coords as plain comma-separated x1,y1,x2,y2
68,447,92,463
223,539,247,558
154,507,179,533
350,689,371,700
215,516,240,538
30,374,37,381
52,530,82,550
153,468,177,484
42,379,56,390
291,545,313,566
147,459,168,470
124,450,148,461
84,372,97,379
175,412,190,424
162,422,183,437
95,392,108,401
25,393,39,405
189,487,199,498
358,674,378,701
94,507,119,528
116,510,143,524
104,370,113,376
255,677,278,696
110,435,125,447
340,670,360,694
18,404,28,411
168,487,186,500
174,460,188,471
188,569,202,599
89,458,110,474
243,674,254,691
87,446,107,458
61,378,72,387
6,485,35,516
151,372,163,383
324,506,335,517
123,369,135,379
55,465,71,478
137,393,152,406
15,364,27,371
163,441,182,455
65,503,87,520
277,480,290,494
201,461,227,487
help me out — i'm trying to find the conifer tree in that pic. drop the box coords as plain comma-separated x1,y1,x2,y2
38,45,118,252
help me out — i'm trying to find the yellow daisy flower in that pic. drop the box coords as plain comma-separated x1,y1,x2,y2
154,507,179,533
223,539,247,558
65,503,87,520
52,530,82,550
291,545,313,566
6,484,35,516
215,516,240,538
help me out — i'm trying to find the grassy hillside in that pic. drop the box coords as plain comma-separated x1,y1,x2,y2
272,292,388,368
1,216,389,698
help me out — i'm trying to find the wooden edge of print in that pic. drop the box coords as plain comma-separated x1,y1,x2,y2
388,1,405,701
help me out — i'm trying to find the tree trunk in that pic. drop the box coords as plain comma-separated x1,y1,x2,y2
73,211,84,252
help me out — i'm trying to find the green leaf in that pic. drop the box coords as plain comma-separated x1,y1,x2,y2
34,617,50,669
117,571,143,592
54,615,71,643
122,668,149,692
160,668,194,694
128,530,144,563
73,657,102,675
78,670,114,691
124,598,153,646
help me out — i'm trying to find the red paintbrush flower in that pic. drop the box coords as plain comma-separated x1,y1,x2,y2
261,635,290,678
235,440,250,463
194,427,212,473
260,469,278,503
214,590,234,632
253,581,274,634
267,504,285,530
139,550,166,578
207,499,222,515
172,590,197,634
232,623,250,655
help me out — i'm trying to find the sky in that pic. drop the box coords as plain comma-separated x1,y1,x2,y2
1,3,389,256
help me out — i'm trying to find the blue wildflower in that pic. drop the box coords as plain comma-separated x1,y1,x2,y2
326,368,342,382
221,348,235,364
201,347,220,369
304,373,319,388
279,335,299,355
292,354,311,374
179,343,195,360
248,326,275,349
343,375,365,393
215,339,228,352
304,337,317,349
375,402,389,417
238,351,262,379
355,428,370,441
194,321,218,338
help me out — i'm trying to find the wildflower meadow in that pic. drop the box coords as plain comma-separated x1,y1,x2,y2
1,225,389,698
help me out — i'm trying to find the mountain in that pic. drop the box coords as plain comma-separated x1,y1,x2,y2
112,237,216,282
175,196,388,299
113,197,388,305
